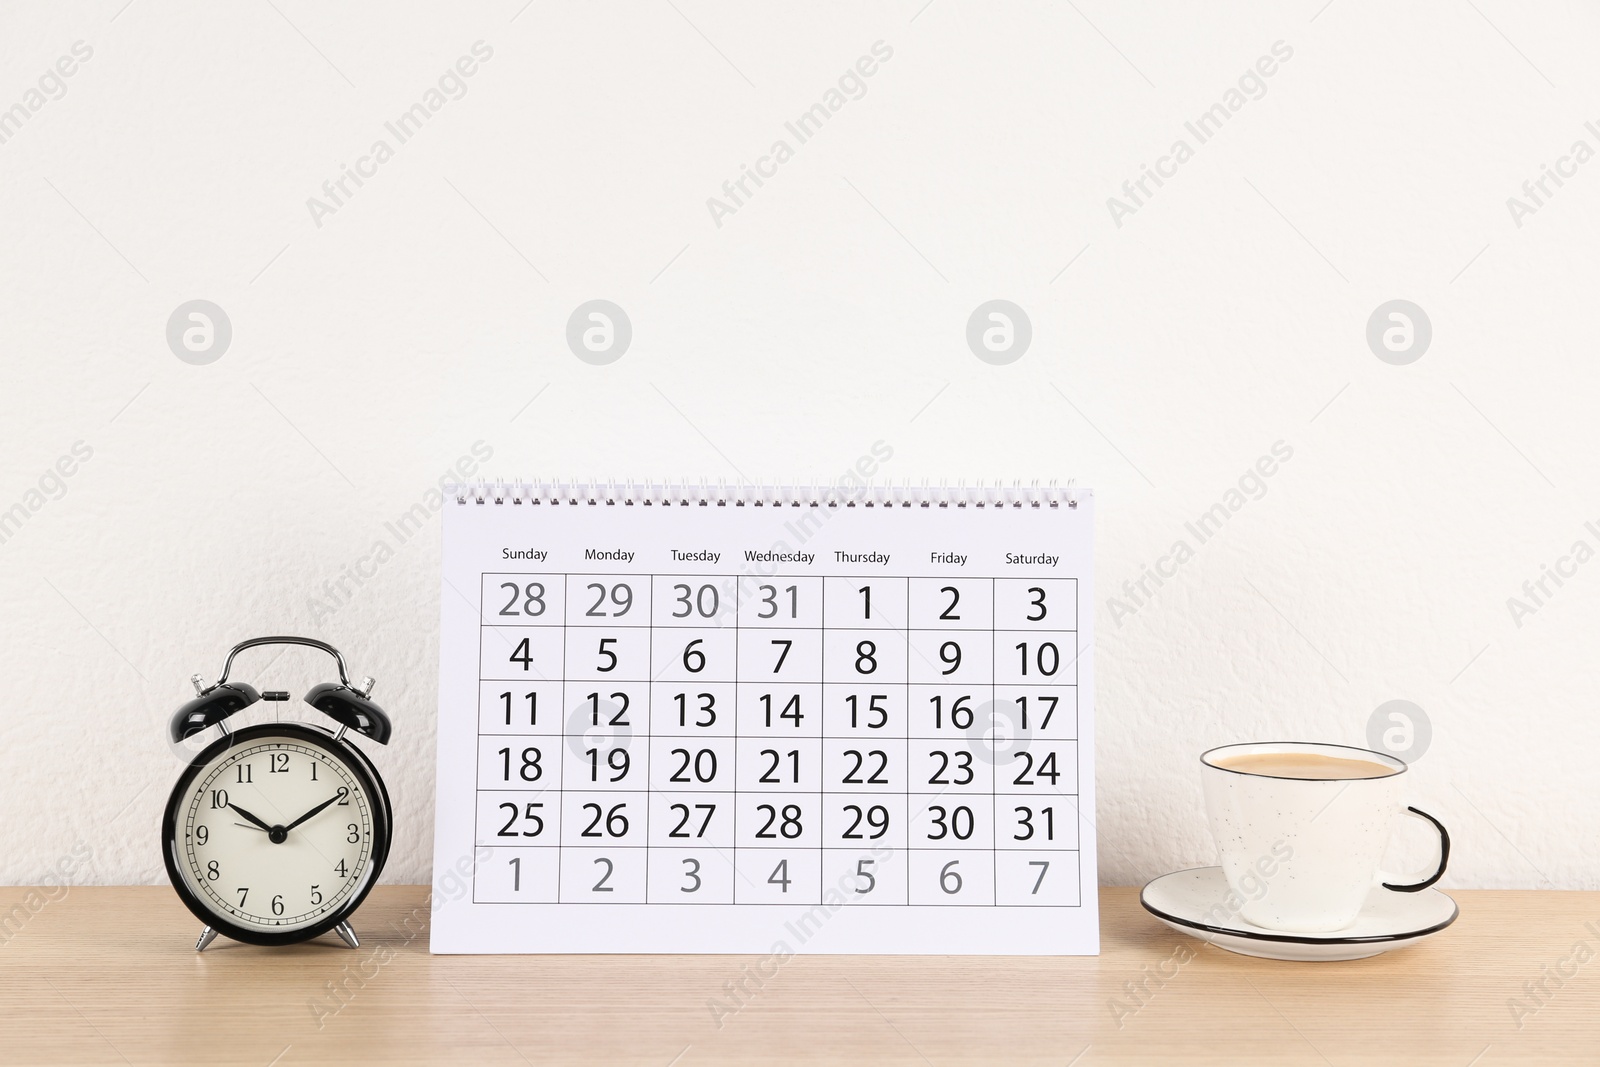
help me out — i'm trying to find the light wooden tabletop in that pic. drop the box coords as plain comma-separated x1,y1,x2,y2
1,885,1593,1065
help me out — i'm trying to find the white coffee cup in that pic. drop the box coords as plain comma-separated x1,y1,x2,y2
1201,741,1450,933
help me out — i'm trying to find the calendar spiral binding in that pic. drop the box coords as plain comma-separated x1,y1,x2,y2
448,481,1082,509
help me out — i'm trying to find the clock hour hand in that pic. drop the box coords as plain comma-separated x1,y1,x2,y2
284,793,343,832
227,803,273,832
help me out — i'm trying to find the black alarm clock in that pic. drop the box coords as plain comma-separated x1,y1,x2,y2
162,636,393,951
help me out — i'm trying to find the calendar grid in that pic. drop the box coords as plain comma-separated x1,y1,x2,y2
471,572,1082,907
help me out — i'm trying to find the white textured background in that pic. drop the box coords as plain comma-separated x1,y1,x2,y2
1,0,1592,890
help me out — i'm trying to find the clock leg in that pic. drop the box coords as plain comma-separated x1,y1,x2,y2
195,926,218,953
334,921,359,949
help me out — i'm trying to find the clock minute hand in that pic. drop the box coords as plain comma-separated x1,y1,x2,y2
284,793,342,832
227,803,273,832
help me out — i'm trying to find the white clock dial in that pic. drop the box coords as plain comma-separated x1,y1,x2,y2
176,736,375,932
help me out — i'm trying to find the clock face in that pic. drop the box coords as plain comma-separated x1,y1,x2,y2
167,725,384,937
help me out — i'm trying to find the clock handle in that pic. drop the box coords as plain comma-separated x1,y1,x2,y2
214,636,353,689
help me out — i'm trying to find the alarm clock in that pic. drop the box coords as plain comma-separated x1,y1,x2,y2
162,636,393,951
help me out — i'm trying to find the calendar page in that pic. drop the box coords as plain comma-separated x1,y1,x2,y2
431,484,1096,954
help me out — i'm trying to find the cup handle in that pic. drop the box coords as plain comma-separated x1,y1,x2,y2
1379,806,1451,892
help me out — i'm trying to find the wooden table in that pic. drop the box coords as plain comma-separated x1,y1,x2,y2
2,886,1594,1065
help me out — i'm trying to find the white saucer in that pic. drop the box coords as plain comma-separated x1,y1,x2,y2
1140,866,1459,961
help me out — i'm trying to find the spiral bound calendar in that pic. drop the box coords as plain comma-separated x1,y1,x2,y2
430,483,1096,954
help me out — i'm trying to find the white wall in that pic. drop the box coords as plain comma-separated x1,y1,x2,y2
2,0,1594,889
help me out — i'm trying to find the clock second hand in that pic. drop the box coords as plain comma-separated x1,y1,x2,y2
228,801,292,844
227,802,273,832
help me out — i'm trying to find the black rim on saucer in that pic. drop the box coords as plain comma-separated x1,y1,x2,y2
1138,867,1460,946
